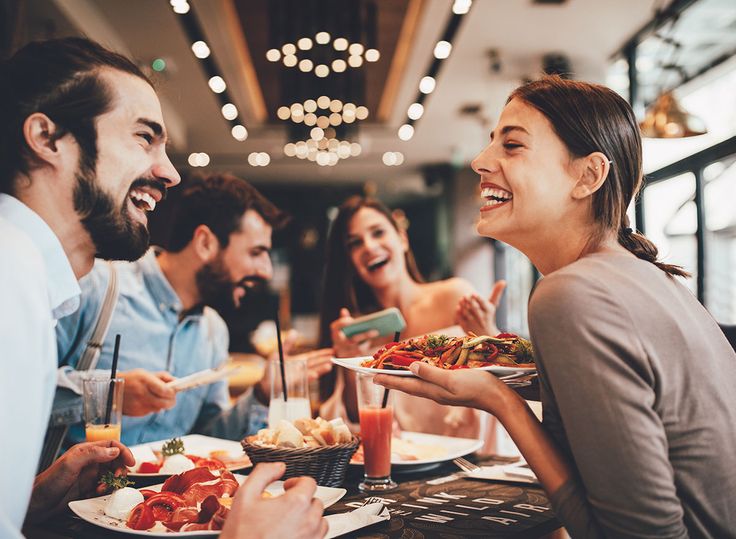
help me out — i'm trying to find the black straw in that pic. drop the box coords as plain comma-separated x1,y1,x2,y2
275,309,288,401
104,334,121,425
382,331,401,408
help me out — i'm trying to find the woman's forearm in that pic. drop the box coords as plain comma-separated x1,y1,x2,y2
486,389,571,496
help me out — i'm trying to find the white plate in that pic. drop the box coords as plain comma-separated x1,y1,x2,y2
68,475,346,537
128,434,251,477
351,431,483,468
332,356,536,376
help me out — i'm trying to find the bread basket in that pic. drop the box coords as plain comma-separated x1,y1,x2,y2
241,437,360,487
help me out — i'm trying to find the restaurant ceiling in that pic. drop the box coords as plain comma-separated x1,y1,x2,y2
26,0,660,187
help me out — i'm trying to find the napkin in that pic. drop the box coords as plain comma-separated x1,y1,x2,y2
325,503,391,538
462,463,540,485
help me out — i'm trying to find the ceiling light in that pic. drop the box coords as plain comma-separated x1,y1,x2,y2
348,43,364,56
394,152,405,165
221,103,238,120
398,124,414,141
332,59,347,73
299,59,313,72
316,116,330,129
208,76,226,93
231,125,248,141
197,152,210,166
327,152,339,166
407,103,424,120
639,92,707,138
283,54,297,67
314,64,329,77
315,31,331,45
191,41,210,59
317,95,330,109
329,99,343,112
247,152,259,166
284,143,297,157
282,43,296,55
277,106,291,120
349,143,362,157
187,153,199,167
304,113,317,126
333,37,348,51
365,49,380,62
304,99,317,113
266,48,281,62
383,152,397,166
316,152,330,166
310,127,325,141
419,76,436,94
355,106,369,120
434,40,452,59
297,37,313,50
343,103,356,113
337,144,350,159
329,112,342,126
256,152,270,166
290,103,304,115
452,0,472,15
348,55,363,68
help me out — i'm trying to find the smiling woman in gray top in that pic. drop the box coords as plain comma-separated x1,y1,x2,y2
375,75,736,538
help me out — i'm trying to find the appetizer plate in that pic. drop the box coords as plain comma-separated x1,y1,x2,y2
331,356,536,376
351,431,483,470
68,475,346,537
128,434,251,478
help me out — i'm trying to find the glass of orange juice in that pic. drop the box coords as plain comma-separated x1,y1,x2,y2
356,373,397,492
82,376,124,442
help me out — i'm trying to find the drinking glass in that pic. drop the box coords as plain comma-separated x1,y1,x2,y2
82,376,124,442
268,357,311,427
356,372,397,492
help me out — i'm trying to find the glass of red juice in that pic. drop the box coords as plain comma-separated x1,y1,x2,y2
356,373,397,492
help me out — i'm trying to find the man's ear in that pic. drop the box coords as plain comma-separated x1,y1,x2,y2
571,151,610,200
191,224,220,262
23,113,67,167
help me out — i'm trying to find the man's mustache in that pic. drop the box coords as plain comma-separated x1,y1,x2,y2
129,178,168,201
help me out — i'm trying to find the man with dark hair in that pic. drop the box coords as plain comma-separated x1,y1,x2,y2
2,38,326,539
56,173,332,445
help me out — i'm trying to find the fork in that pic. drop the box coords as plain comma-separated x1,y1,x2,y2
360,496,384,507
453,457,481,473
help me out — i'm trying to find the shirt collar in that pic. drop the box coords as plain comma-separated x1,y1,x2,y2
0,194,80,319
139,247,185,315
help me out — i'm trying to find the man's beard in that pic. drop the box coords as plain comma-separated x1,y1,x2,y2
73,167,163,261
195,255,266,313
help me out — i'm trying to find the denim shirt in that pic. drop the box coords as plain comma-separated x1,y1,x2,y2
56,249,233,445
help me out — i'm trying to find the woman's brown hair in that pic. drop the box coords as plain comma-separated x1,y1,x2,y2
509,75,689,278
317,196,423,348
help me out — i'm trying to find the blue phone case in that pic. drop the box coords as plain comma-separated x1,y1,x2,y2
342,307,406,338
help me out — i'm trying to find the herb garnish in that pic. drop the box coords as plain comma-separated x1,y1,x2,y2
162,437,185,457
100,470,133,491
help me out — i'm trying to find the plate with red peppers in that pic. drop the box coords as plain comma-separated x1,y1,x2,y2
332,333,535,376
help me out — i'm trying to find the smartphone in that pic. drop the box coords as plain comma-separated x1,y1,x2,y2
341,307,406,339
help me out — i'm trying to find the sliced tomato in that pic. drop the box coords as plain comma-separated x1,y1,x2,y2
388,355,419,367
137,461,162,474
196,458,227,471
186,454,202,465
143,492,187,522
495,332,518,339
127,503,156,530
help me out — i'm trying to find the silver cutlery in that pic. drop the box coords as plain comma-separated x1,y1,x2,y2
452,457,481,473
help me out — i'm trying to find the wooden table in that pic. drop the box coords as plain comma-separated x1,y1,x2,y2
25,455,560,539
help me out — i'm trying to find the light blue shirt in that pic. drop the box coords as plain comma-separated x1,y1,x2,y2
0,194,80,539
56,249,235,445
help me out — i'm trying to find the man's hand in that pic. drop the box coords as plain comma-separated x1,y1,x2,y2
455,280,506,336
26,441,135,524
119,369,177,416
220,463,327,539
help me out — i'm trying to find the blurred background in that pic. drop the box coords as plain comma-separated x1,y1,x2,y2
5,0,736,350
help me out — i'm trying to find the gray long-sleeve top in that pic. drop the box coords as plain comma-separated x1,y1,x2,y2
528,252,736,538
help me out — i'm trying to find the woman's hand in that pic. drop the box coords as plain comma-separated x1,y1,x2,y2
330,308,378,358
455,280,506,336
374,362,514,417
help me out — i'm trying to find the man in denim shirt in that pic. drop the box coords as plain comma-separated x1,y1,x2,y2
56,174,297,445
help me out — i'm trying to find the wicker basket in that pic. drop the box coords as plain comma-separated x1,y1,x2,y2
241,437,360,487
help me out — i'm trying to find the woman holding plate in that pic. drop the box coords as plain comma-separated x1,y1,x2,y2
317,196,506,443
375,76,736,537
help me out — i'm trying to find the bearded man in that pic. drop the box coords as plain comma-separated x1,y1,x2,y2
56,173,333,446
